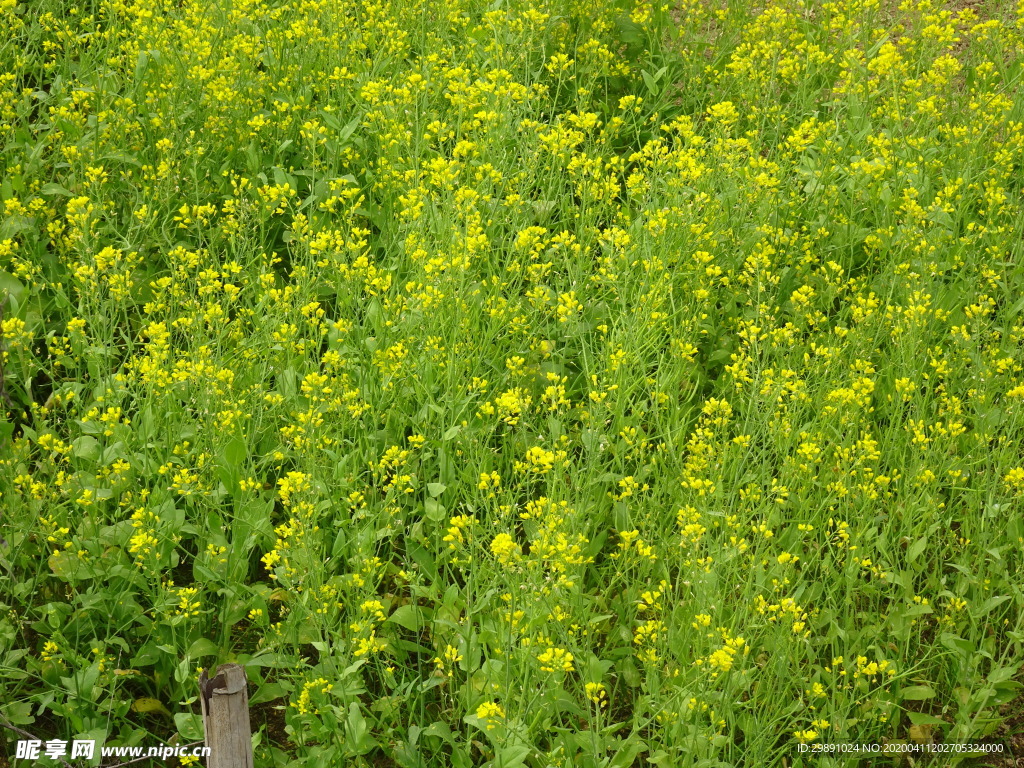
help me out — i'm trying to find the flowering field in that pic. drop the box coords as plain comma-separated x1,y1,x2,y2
1,0,1024,765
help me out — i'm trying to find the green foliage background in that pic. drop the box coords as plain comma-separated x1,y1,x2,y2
1,0,1024,765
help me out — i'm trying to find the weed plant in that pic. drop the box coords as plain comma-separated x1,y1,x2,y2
1,0,1024,765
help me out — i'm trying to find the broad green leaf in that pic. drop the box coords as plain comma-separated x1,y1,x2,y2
174,713,204,741
71,435,101,461
900,685,935,701
0,272,25,305
907,712,946,726
424,498,445,522
495,744,531,768
387,604,431,632
41,182,74,197
131,698,172,718
187,638,220,658
345,703,377,755
907,536,927,563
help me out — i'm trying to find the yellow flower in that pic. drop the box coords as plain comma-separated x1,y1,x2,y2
707,101,739,127
353,632,388,657
489,533,521,564
1003,467,1024,493
475,701,505,730
537,646,574,673
41,641,60,662
433,644,463,675
174,587,201,618
443,515,477,549
584,682,608,708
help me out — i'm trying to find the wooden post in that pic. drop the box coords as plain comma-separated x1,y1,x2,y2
199,663,253,768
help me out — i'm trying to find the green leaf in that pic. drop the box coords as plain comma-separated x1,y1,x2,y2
421,721,453,743
132,697,172,718
174,712,204,741
345,703,377,755
900,685,936,701
1,215,34,238
41,182,74,197
49,550,87,582
320,110,342,131
641,69,658,95
250,681,288,706
0,271,26,306
976,595,1010,617
134,50,150,83
987,665,1019,684
495,744,531,768
408,541,438,581
221,436,247,468
907,712,946,726
387,604,431,632
424,498,445,522
242,652,291,668
990,680,1022,706
1,700,34,726
647,750,672,766
427,482,446,498
187,637,220,658
641,66,667,96
614,16,644,48
72,435,101,461
339,116,361,143
907,536,927,563
0,418,13,446
939,633,973,659
609,737,647,768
